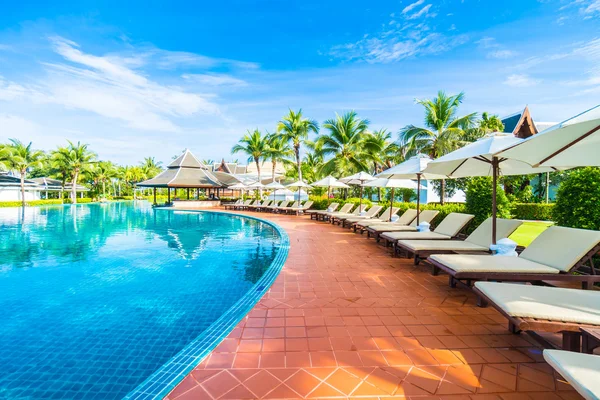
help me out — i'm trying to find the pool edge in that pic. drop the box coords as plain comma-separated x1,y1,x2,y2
123,209,290,400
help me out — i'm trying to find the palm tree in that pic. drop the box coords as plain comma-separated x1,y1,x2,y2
266,133,293,181
399,91,477,204
277,109,319,182
232,129,270,179
463,112,505,142
49,146,73,191
94,161,117,199
5,139,45,207
0,143,11,171
141,157,163,178
65,141,96,204
363,129,402,201
317,111,371,176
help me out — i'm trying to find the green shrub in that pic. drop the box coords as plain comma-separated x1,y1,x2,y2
64,198,93,204
465,177,511,228
376,201,467,229
0,199,64,207
512,203,554,221
307,195,373,210
553,167,600,230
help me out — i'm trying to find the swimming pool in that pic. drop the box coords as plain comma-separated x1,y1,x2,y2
0,202,288,399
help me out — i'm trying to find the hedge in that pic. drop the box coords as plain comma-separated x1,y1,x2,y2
512,203,554,221
308,195,373,210
553,167,600,230
377,201,467,229
0,199,64,207
64,198,93,204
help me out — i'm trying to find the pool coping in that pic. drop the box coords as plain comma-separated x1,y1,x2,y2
123,209,290,400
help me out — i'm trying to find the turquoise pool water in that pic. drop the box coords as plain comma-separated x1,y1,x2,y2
0,202,286,399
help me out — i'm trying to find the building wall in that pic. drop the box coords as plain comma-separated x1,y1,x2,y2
0,188,41,201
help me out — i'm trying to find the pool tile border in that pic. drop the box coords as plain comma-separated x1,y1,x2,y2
124,209,290,400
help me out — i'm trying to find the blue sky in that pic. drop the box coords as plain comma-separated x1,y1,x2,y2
0,0,599,166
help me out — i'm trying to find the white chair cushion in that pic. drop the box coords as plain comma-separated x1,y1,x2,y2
521,226,600,273
543,350,600,400
429,254,561,274
381,231,453,241
398,240,488,252
369,225,418,233
433,213,475,237
466,218,523,248
474,282,600,325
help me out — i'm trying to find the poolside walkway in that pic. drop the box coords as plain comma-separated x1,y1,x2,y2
167,211,581,400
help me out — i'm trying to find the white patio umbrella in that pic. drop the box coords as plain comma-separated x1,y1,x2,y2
376,155,447,224
286,180,312,204
498,104,600,167
228,182,248,199
340,171,376,209
423,133,558,244
247,181,265,198
311,176,350,205
362,178,424,221
265,181,286,190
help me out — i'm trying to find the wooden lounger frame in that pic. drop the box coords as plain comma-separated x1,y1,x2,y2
428,242,600,290
394,237,477,265
473,286,600,352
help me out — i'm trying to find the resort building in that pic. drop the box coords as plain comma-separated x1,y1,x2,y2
0,173,88,201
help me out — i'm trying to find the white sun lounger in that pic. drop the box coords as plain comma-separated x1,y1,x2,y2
543,350,600,400
364,209,439,239
380,212,475,246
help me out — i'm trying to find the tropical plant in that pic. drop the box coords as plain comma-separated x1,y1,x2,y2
277,109,319,182
363,129,402,174
463,112,505,142
265,133,293,181
317,111,372,176
0,143,11,171
465,177,511,229
141,157,162,178
93,161,118,199
232,129,270,179
4,139,45,207
65,141,96,204
553,167,600,230
399,91,477,203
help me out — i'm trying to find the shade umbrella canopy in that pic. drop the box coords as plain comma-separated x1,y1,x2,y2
311,176,350,189
363,178,423,221
423,132,557,244
287,180,312,203
498,104,600,167
265,181,286,190
340,172,375,208
228,182,248,190
376,156,446,224
247,181,266,188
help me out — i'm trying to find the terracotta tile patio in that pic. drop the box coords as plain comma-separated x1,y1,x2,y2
166,211,581,400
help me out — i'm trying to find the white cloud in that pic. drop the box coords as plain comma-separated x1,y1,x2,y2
504,74,541,87
329,2,464,63
182,73,248,87
583,0,600,15
487,49,518,59
149,49,260,71
402,0,425,14
1,37,226,132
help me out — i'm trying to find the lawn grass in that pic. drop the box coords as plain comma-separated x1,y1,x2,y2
509,221,554,247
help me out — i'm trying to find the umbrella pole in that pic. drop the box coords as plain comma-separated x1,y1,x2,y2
389,187,394,221
416,174,421,225
492,157,499,245
328,186,331,206
359,184,363,210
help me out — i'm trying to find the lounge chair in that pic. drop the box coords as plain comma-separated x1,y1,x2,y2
283,200,314,215
224,199,243,210
428,226,600,289
276,201,299,213
473,282,600,351
340,205,384,227
396,217,523,265
351,207,401,231
318,203,353,221
364,210,439,240
380,212,475,247
308,203,339,220
247,200,269,211
543,350,600,400
255,200,272,212
236,199,256,210
330,204,367,225
265,200,288,212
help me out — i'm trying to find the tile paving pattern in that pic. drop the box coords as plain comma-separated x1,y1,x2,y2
167,211,582,400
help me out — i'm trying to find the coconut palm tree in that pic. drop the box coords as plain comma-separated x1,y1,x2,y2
316,111,371,176
49,146,73,191
141,157,163,178
277,109,319,182
93,161,118,199
362,129,403,200
399,91,477,203
5,139,45,207
0,143,11,171
265,133,293,182
232,129,270,179
65,141,96,204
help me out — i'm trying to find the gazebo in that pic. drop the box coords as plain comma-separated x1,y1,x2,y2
137,150,236,205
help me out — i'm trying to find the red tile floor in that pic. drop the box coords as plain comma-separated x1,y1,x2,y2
167,210,581,400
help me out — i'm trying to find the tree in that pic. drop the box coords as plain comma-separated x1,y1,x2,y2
232,129,270,179
65,141,96,204
265,133,293,181
363,129,402,173
277,109,319,182
317,111,371,176
49,146,73,191
141,157,162,178
399,91,476,204
463,112,505,142
93,161,118,199
5,139,45,207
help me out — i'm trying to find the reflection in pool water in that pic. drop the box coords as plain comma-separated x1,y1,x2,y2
0,202,283,399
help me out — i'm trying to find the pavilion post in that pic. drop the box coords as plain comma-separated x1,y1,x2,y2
153,188,157,205
491,157,499,245
167,188,171,204
416,174,422,225
187,188,190,200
